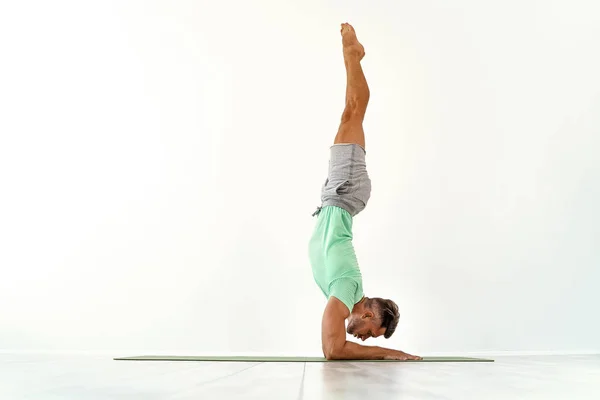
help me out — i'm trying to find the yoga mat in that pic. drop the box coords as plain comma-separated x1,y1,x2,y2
114,355,494,363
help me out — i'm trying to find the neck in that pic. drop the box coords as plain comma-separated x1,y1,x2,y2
352,296,368,314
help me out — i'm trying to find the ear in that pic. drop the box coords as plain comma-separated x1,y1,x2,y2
361,311,374,319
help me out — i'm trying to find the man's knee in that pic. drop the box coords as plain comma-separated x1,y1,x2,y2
341,103,365,123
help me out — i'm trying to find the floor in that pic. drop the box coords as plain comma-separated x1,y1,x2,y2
1,353,599,399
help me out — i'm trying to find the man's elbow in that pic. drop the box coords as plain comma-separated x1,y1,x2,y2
324,349,337,361
323,344,345,361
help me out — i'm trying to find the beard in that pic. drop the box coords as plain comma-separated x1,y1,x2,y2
346,318,362,334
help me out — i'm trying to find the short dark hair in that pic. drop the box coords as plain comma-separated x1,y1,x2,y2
369,298,400,339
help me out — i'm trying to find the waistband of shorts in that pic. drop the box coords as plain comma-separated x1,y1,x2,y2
331,143,366,154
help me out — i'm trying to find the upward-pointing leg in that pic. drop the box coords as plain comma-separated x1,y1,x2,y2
334,23,370,150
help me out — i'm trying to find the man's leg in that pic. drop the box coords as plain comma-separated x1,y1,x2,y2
334,23,370,149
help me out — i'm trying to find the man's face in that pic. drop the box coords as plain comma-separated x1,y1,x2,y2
346,314,386,341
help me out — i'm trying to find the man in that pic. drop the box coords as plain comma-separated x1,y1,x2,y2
309,23,421,361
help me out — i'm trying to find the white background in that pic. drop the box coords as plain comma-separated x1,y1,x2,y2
1,0,599,356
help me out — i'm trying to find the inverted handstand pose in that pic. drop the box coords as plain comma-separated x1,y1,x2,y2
309,23,421,361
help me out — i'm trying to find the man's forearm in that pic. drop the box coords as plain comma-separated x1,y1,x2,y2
327,341,408,360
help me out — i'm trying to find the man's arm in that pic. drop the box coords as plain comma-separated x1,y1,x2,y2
321,297,421,360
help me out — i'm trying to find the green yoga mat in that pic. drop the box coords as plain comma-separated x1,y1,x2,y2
114,355,494,363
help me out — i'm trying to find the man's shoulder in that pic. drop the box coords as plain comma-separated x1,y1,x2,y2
324,295,351,319
329,277,362,314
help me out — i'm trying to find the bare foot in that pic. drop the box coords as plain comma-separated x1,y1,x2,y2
340,23,365,61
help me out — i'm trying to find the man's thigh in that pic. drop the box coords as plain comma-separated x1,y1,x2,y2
321,144,371,217
334,121,365,149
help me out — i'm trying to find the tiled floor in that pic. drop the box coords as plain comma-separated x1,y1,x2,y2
1,353,599,399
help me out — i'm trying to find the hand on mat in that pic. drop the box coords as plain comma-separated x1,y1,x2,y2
384,351,422,361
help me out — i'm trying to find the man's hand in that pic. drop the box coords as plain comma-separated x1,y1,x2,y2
321,297,421,361
383,351,422,361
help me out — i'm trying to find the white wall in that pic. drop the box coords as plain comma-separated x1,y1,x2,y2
1,0,599,355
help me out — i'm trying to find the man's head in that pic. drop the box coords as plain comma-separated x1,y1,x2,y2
346,297,400,341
